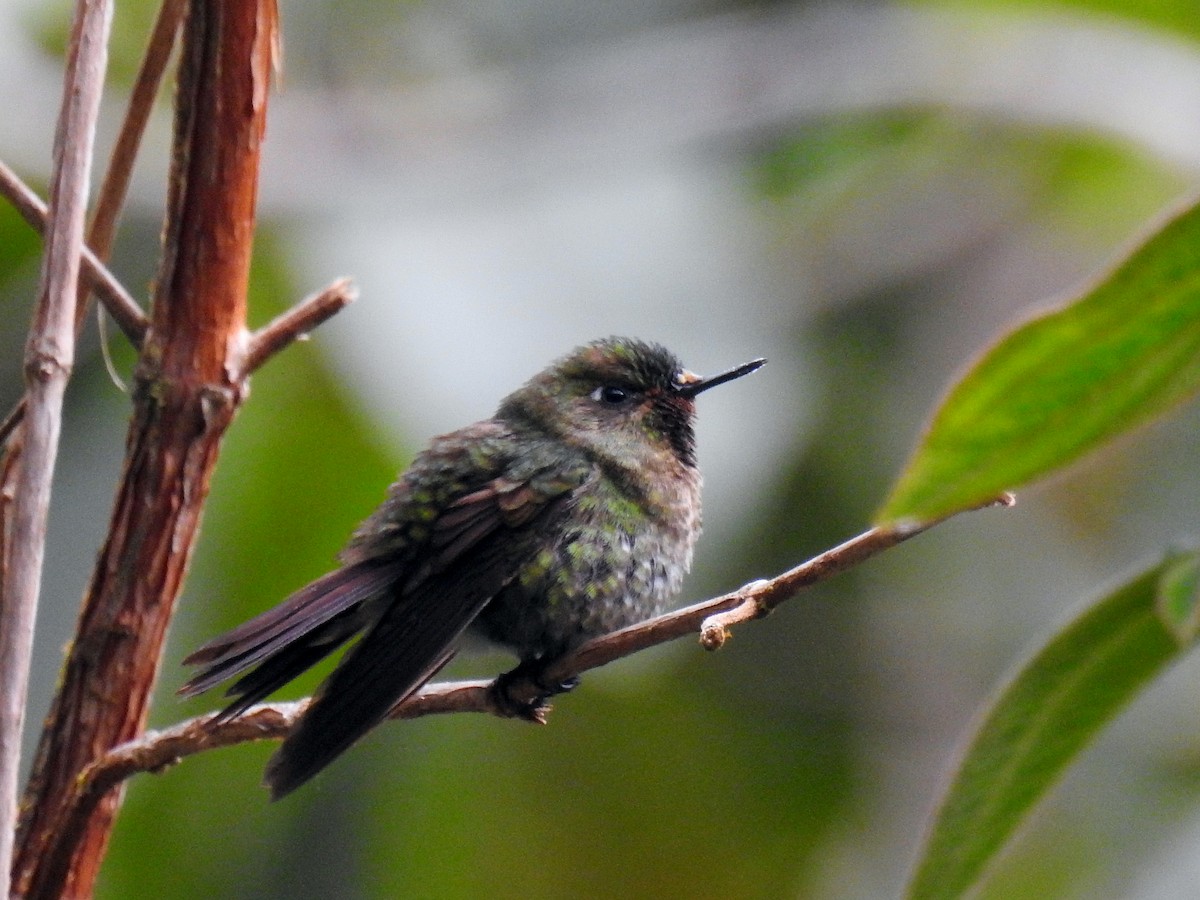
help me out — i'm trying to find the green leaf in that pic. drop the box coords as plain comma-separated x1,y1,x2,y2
917,0,1200,47
906,556,1196,900
877,198,1200,526
1156,552,1200,645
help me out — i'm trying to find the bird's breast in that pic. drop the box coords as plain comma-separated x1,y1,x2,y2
471,464,702,659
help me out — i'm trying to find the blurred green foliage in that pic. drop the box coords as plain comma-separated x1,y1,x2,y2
752,113,1180,248
32,0,171,89
923,0,1200,43
0,197,46,410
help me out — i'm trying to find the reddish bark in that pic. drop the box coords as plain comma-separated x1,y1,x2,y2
13,3,277,896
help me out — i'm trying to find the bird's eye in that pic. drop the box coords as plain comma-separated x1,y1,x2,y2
590,385,632,405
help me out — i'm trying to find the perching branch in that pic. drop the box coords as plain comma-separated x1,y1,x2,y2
46,497,1013,837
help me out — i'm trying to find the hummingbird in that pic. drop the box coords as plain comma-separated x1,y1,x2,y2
180,336,764,798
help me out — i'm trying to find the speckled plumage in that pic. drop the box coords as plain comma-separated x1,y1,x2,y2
180,337,763,798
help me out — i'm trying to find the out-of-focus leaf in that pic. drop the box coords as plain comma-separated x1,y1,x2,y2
906,556,1195,900
752,113,1179,246
1156,552,1200,645
878,197,1200,525
918,0,1200,45
751,114,926,201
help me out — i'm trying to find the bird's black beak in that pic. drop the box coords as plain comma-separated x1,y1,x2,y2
674,357,766,398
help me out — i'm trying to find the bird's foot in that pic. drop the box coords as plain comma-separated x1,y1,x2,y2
491,659,580,723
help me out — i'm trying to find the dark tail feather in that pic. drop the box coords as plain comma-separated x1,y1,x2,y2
210,623,352,723
262,564,499,798
264,643,458,800
179,559,404,702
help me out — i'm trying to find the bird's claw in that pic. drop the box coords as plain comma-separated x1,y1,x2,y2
491,661,580,722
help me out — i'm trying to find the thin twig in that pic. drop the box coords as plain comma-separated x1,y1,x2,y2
86,0,186,400
241,278,358,377
0,399,26,449
84,0,186,275
52,497,1013,827
0,160,147,344
0,0,112,884
80,0,185,369
694,495,1013,647
0,163,147,438
0,4,182,441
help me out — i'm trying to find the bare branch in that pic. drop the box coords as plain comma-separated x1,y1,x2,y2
0,0,112,884
50,498,1013,827
15,3,280,895
79,0,186,323
0,161,147,345
241,278,358,377
88,0,185,257
0,3,182,447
